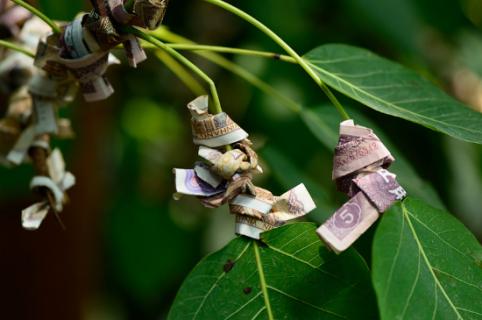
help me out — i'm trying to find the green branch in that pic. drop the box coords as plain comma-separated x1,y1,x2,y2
164,44,295,63
150,28,302,113
0,39,35,58
11,0,61,34
202,0,350,120
129,27,223,114
155,50,206,96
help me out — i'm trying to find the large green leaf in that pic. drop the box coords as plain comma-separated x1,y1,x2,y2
303,44,482,144
301,105,444,209
168,223,377,320
373,197,482,320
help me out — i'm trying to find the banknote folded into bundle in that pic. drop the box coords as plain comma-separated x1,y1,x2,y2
0,16,50,95
105,0,170,30
35,0,170,101
22,148,75,230
174,96,261,202
174,96,317,239
34,30,115,102
231,184,316,239
0,16,75,164
188,95,249,148
317,120,406,253
0,0,31,38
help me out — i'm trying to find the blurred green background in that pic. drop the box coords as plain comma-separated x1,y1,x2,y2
0,0,481,319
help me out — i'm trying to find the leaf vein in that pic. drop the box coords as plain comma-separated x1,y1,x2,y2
402,203,464,319
268,245,340,279
267,285,346,319
192,242,251,319
224,292,263,320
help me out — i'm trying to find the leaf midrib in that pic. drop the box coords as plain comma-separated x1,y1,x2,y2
259,241,355,319
191,242,251,320
254,241,274,320
402,203,464,319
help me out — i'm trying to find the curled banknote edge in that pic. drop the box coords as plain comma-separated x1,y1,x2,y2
22,148,75,230
22,201,49,230
189,95,248,148
317,120,406,253
231,184,316,239
173,168,226,197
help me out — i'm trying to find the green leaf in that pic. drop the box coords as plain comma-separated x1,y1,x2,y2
300,105,444,209
168,223,377,320
373,197,482,320
303,44,482,144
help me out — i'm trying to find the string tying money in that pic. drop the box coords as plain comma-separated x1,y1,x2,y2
317,119,407,253
174,96,316,239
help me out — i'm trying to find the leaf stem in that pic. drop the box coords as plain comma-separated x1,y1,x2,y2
0,39,35,58
202,0,350,120
164,43,295,63
150,29,302,113
10,0,61,34
130,27,223,114
155,50,206,96
253,241,274,320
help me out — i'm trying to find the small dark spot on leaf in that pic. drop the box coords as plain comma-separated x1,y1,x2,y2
273,53,281,60
243,287,252,294
223,259,235,273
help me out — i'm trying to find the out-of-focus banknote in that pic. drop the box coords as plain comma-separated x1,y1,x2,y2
188,95,248,148
173,168,225,197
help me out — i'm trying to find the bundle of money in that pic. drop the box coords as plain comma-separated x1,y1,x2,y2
0,14,76,165
0,4,78,230
174,96,257,221
317,120,406,253
174,96,317,239
31,7,142,101
33,27,116,102
39,0,171,100
22,148,75,230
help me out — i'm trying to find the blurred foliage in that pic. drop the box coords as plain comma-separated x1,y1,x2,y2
2,0,482,319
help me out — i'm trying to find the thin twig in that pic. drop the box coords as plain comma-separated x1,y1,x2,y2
0,39,35,58
202,0,350,120
128,26,223,114
150,28,302,113
163,43,295,63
